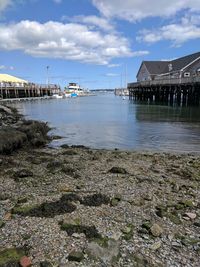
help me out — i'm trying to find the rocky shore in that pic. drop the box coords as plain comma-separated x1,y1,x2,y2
0,104,200,267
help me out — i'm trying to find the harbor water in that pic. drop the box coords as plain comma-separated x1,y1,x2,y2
11,93,200,153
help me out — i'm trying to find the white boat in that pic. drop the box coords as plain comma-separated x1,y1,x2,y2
64,82,89,97
52,94,63,99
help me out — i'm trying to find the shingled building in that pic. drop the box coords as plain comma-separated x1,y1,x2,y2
137,52,200,82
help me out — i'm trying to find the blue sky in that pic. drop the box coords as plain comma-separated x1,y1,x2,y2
0,0,199,89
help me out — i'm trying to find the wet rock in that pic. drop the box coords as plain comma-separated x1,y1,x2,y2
68,251,84,262
46,160,62,170
12,197,76,218
150,224,163,237
60,223,101,239
17,197,28,204
122,224,134,240
109,167,127,174
60,144,70,149
13,170,33,180
40,261,53,267
194,220,200,227
110,194,121,207
80,193,110,207
0,128,27,154
0,248,25,267
0,219,5,228
18,120,50,148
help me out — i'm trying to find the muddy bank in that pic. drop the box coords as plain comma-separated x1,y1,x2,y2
0,105,200,267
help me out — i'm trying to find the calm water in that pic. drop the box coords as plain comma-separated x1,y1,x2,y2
12,93,200,153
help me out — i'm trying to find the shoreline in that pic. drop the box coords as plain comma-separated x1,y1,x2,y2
0,104,200,266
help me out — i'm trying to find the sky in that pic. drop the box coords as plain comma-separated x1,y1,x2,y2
0,0,199,89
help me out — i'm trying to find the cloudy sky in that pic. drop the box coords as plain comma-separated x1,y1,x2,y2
0,0,199,89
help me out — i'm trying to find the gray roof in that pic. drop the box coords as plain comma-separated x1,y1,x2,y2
170,51,200,72
138,51,200,76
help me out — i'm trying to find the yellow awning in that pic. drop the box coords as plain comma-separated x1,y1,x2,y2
0,74,28,83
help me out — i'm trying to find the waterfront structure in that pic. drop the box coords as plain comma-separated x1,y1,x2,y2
0,74,61,99
128,52,200,106
136,52,200,82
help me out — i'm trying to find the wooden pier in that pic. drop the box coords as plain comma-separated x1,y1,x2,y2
0,83,61,99
128,76,200,106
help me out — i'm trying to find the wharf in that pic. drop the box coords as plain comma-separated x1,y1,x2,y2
128,76,200,106
0,83,61,100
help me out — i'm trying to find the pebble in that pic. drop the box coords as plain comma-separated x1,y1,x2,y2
184,212,197,220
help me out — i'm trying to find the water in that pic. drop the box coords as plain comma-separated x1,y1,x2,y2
11,93,200,153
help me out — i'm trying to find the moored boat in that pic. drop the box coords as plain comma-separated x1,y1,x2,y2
64,82,89,97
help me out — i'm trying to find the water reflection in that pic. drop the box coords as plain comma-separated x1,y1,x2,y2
132,102,200,122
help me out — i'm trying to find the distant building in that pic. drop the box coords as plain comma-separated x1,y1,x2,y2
137,52,200,82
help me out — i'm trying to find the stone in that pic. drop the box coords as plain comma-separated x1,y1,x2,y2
86,239,119,264
13,169,33,179
109,167,127,174
194,221,200,227
150,224,163,237
68,251,84,262
0,219,5,228
184,212,197,220
40,261,53,267
150,241,162,250
4,212,12,221
19,257,31,267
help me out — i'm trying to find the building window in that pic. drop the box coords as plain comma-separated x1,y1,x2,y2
183,72,190,77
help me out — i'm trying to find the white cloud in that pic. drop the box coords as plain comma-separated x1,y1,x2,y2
92,0,200,21
105,73,119,77
62,15,114,32
107,63,121,68
0,20,135,64
137,18,200,46
0,0,12,12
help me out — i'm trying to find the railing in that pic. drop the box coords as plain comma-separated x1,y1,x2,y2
128,76,200,88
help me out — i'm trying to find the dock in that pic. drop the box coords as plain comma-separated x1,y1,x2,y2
0,83,61,100
128,76,200,106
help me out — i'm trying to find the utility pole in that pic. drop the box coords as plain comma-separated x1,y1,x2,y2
46,66,49,87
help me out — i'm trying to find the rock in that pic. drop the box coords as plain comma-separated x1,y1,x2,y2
4,212,12,221
13,169,33,179
86,239,119,264
0,248,25,267
19,256,31,267
172,242,182,249
184,212,197,220
150,224,163,237
194,221,200,227
17,197,28,204
68,251,84,262
0,105,13,115
109,167,127,174
150,241,162,250
40,261,53,267
0,219,5,228
0,128,27,154
122,224,134,240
